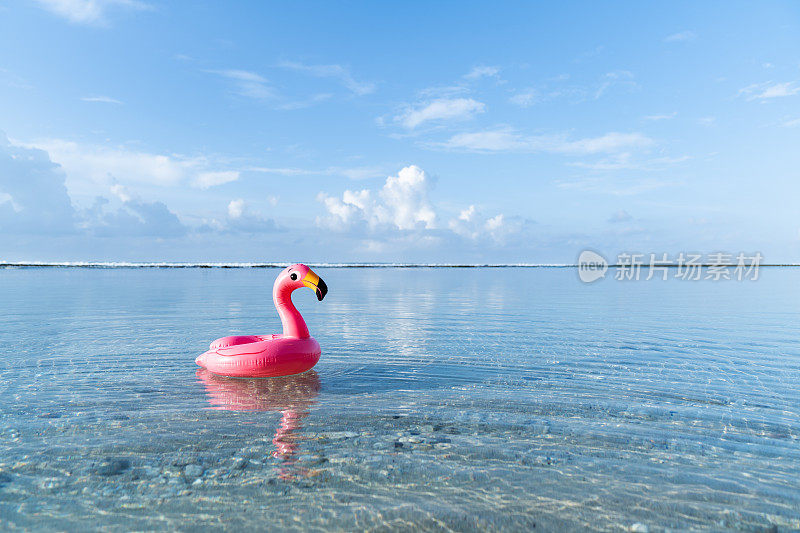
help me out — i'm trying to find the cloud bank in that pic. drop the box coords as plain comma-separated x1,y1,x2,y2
19,138,241,197
316,165,520,246
0,134,76,234
317,165,437,231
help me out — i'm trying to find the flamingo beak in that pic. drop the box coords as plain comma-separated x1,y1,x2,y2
302,269,328,301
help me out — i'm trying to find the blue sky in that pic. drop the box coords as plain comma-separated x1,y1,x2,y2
1,1,799,263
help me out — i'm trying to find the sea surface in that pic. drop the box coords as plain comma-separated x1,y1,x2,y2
0,267,799,531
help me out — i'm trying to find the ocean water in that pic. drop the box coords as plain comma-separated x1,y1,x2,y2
0,267,799,531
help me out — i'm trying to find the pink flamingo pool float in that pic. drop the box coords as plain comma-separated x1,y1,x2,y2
196,264,328,378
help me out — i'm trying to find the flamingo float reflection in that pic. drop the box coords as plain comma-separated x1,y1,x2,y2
195,369,320,479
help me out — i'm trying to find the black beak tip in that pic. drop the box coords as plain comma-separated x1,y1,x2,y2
316,278,328,301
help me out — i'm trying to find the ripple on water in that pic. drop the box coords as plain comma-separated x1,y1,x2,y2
0,267,799,530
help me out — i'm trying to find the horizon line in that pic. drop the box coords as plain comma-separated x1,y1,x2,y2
2,261,799,269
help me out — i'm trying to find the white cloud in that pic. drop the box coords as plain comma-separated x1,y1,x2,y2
24,139,189,188
559,132,652,154
207,69,273,100
278,61,375,95
643,112,676,121
81,95,123,104
381,166,437,229
485,214,504,231
757,83,799,99
18,138,239,197
200,198,278,234
442,129,526,151
440,128,653,155
248,165,385,180
458,205,477,222
334,165,386,180
664,31,696,42
277,93,333,110
508,74,595,107
0,135,189,239
200,198,276,234
509,90,538,107
594,70,636,99
396,98,485,129
248,166,321,176
738,82,800,100
316,165,526,246
463,66,500,80
228,199,245,219
110,183,131,202
317,165,436,231
35,0,149,25
0,192,17,210
448,205,510,242
0,135,284,243
317,192,361,229
194,170,240,189
416,85,470,99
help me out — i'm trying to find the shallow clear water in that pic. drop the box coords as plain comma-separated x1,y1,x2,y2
1,267,799,531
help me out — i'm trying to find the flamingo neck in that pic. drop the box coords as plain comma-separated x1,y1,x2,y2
273,286,310,338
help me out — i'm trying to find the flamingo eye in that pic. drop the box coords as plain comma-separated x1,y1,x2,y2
290,273,298,281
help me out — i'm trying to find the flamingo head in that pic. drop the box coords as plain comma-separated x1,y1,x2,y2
276,263,328,301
